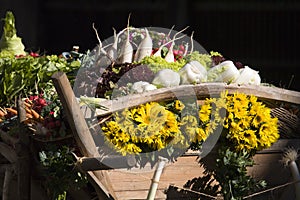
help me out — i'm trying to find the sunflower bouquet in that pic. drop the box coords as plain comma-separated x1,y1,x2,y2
101,100,189,163
100,91,279,198
190,91,280,199
194,91,279,153
101,91,279,155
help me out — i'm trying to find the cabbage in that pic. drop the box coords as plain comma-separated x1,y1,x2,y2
234,66,261,85
0,11,26,56
207,60,240,83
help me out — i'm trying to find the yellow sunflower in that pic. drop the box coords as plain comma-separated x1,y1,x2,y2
196,91,279,152
101,101,182,155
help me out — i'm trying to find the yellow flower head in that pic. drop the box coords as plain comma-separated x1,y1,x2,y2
197,91,279,152
174,100,185,111
101,101,182,155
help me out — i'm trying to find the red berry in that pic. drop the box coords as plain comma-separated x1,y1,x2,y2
30,52,39,57
179,45,185,51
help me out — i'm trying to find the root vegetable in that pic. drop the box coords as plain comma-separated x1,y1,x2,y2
23,101,32,109
107,27,118,61
26,113,33,119
164,26,189,62
134,28,153,62
0,109,5,117
117,14,133,64
152,69,180,88
153,34,185,58
5,108,17,115
30,109,41,119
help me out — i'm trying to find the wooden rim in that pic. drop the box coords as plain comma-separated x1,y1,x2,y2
94,83,300,117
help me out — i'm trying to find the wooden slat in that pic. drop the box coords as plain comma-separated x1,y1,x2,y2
51,71,117,200
16,99,31,200
52,72,99,157
107,155,205,200
95,83,300,117
0,142,17,163
106,139,300,200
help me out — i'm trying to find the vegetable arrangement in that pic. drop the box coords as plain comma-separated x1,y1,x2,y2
0,11,81,139
0,11,88,200
78,23,263,100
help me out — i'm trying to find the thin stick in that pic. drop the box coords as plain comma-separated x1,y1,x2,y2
288,74,295,89
168,184,218,199
147,156,168,200
243,180,300,199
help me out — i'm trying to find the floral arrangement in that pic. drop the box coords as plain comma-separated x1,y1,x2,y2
101,91,279,155
195,91,279,152
100,90,280,198
101,101,185,156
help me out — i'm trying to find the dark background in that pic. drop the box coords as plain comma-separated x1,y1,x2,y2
1,0,299,91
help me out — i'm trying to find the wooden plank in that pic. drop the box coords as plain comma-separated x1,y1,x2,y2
0,142,17,163
256,139,300,153
2,165,13,200
16,99,31,200
106,139,300,200
95,83,300,117
51,72,99,157
107,155,204,197
51,72,117,200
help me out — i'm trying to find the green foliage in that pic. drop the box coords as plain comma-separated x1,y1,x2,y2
39,146,88,200
184,51,212,70
215,147,266,200
0,52,80,106
139,55,187,73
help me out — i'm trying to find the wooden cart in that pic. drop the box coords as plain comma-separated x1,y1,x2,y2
51,71,300,200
